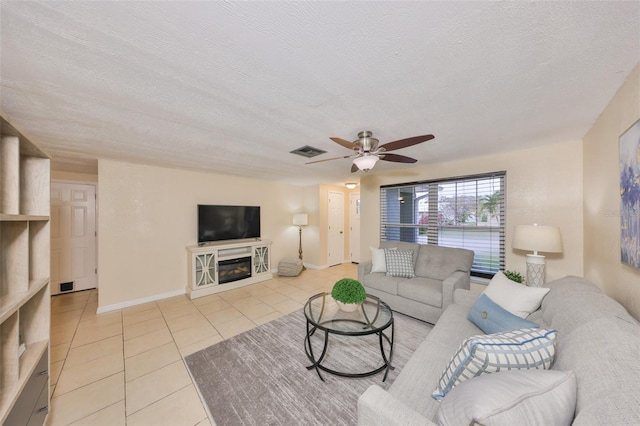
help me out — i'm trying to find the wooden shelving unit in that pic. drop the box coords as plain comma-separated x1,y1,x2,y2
1,117,50,425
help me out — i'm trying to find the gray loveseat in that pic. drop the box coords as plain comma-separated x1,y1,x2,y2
358,275,640,425
358,241,474,324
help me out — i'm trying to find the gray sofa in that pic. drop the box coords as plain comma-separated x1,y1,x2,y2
357,275,640,425
358,241,474,324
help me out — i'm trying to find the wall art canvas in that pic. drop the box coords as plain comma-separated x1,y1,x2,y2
619,119,640,270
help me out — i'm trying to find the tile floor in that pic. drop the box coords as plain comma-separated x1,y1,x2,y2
46,263,357,425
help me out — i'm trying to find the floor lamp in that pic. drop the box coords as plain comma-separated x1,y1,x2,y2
512,224,563,287
293,213,308,270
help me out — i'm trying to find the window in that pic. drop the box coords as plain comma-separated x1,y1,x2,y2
380,172,505,278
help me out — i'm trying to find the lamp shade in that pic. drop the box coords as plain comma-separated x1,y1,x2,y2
512,224,563,254
353,155,379,171
293,213,308,226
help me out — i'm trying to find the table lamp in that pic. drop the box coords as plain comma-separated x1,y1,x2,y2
512,224,563,287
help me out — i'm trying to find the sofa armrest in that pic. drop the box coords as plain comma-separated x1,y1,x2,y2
358,261,372,282
453,288,483,308
441,271,470,310
358,385,435,426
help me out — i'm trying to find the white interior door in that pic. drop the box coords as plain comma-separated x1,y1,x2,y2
327,191,344,266
51,182,97,295
349,192,361,263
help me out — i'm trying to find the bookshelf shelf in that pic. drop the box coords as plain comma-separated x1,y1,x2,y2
1,117,50,425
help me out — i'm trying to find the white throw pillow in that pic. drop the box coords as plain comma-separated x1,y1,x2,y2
436,370,577,426
484,271,550,318
369,246,396,273
370,246,387,273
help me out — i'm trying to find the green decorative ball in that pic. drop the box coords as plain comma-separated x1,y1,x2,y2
331,278,367,304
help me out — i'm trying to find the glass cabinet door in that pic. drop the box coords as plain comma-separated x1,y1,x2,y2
253,246,269,274
194,252,216,287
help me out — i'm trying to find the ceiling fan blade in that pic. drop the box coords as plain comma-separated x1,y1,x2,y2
330,137,358,150
351,163,359,173
305,155,352,165
379,153,418,163
378,134,434,152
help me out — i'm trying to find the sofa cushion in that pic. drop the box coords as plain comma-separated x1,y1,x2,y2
362,273,402,296
484,272,549,318
436,370,577,426
414,245,474,281
384,249,416,278
380,241,420,266
467,294,539,334
524,309,547,328
541,275,631,337
539,275,640,422
432,328,558,400
397,277,443,308
553,316,640,424
387,303,482,421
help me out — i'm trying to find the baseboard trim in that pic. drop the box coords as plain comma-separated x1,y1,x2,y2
96,261,356,313
272,262,340,271
303,263,325,270
96,288,186,314
302,261,352,270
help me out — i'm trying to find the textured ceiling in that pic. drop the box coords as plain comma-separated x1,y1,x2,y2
1,1,639,185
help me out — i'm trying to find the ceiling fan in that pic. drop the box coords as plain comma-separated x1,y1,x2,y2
306,130,435,172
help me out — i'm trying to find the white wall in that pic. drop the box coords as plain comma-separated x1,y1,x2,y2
360,140,584,283
583,62,640,320
97,159,314,309
72,61,640,320
51,170,98,183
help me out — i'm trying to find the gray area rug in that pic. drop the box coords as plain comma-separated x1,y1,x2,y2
185,309,432,426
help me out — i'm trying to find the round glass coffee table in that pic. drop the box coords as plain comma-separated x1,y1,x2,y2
303,292,394,382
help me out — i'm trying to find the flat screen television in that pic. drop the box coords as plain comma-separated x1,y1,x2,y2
198,204,261,244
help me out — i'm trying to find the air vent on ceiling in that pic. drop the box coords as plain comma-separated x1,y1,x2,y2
290,145,327,158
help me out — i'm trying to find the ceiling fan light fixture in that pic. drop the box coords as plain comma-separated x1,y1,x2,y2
310,130,433,172
353,155,379,171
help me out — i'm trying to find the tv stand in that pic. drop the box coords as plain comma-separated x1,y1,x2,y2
186,239,272,299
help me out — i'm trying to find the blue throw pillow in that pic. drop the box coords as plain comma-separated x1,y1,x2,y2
467,294,539,334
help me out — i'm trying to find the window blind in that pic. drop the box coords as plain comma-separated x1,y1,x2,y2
380,172,506,278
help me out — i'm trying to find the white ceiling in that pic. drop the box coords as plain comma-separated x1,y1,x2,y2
1,1,639,186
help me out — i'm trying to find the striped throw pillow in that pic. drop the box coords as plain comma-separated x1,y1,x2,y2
432,328,557,400
384,249,415,278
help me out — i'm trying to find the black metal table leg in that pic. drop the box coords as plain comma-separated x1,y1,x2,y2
380,318,395,382
304,320,329,381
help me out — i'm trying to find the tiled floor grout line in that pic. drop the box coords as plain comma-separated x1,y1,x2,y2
123,297,230,422
122,300,167,424
47,265,358,425
150,301,211,424
120,305,128,426
48,292,102,424
49,290,95,399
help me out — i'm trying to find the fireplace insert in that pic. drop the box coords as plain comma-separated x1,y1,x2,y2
218,257,252,284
